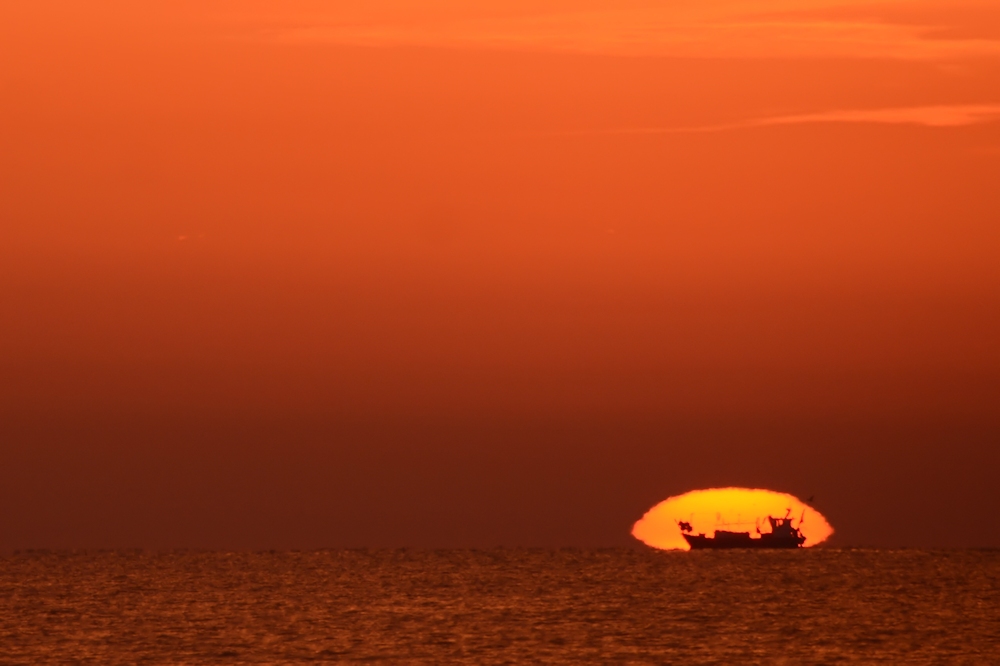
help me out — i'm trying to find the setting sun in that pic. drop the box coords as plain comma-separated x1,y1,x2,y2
632,488,834,550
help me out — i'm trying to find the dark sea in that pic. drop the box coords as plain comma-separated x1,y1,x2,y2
1,549,998,664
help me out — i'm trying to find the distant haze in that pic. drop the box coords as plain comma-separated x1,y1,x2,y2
1,0,998,549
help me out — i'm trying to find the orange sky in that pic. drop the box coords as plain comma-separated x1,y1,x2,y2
1,1,998,548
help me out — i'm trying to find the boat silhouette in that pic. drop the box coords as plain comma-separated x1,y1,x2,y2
680,510,807,549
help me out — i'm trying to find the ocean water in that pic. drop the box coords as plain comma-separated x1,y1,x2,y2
1,549,998,664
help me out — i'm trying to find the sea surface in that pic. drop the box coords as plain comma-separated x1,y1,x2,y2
1,548,998,663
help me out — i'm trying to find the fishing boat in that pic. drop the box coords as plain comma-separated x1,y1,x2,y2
679,510,807,549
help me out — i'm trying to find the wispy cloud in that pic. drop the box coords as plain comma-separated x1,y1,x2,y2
557,104,1000,136
262,2,1000,61
753,104,1000,128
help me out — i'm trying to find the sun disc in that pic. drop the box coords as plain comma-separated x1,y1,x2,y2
632,487,834,550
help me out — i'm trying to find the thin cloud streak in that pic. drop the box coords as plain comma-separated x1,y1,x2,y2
273,22,1000,60
756,104,1000,128
555,104,1000,136
264,4,1000,61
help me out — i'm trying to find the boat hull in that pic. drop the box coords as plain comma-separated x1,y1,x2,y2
683,533,804,549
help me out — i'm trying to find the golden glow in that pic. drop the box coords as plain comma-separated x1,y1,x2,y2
632,488,834,551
